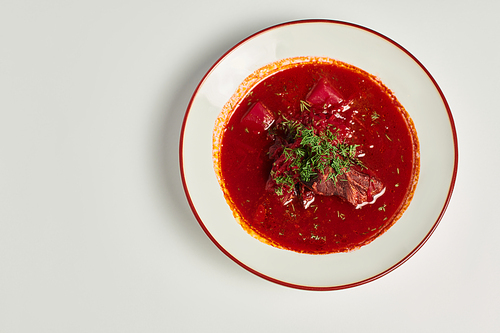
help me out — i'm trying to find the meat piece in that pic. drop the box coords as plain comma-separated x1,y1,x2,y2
300,184,315,209
265,177,296,205
240,101,275,133
268,136,285,160
305,167,384,206
305,77,343,107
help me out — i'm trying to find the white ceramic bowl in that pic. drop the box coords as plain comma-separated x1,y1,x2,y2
180,20,458,290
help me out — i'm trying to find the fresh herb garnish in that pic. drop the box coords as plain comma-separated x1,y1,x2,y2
300,100,311,112
270,111,364,199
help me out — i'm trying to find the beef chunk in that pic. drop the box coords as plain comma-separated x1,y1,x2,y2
305,167,384,206
265,173,297,206
268,136,285,160
300,184,315,209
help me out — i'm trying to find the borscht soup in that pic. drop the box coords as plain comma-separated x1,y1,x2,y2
213,56,419,254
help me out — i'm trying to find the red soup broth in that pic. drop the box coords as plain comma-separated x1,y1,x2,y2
213,57,419,254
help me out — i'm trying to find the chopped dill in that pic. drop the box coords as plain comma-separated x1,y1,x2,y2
300,100,311,112
269,100,365,200
371,111,380,121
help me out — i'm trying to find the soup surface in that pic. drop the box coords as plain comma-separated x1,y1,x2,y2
213,57,419,254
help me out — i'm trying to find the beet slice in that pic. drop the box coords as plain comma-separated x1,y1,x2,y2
305,77,343,107
240,101,275,133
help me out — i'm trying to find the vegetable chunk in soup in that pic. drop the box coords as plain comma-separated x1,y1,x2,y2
213,57,419,254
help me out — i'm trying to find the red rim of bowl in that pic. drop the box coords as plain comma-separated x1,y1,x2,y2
179,19,459,291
